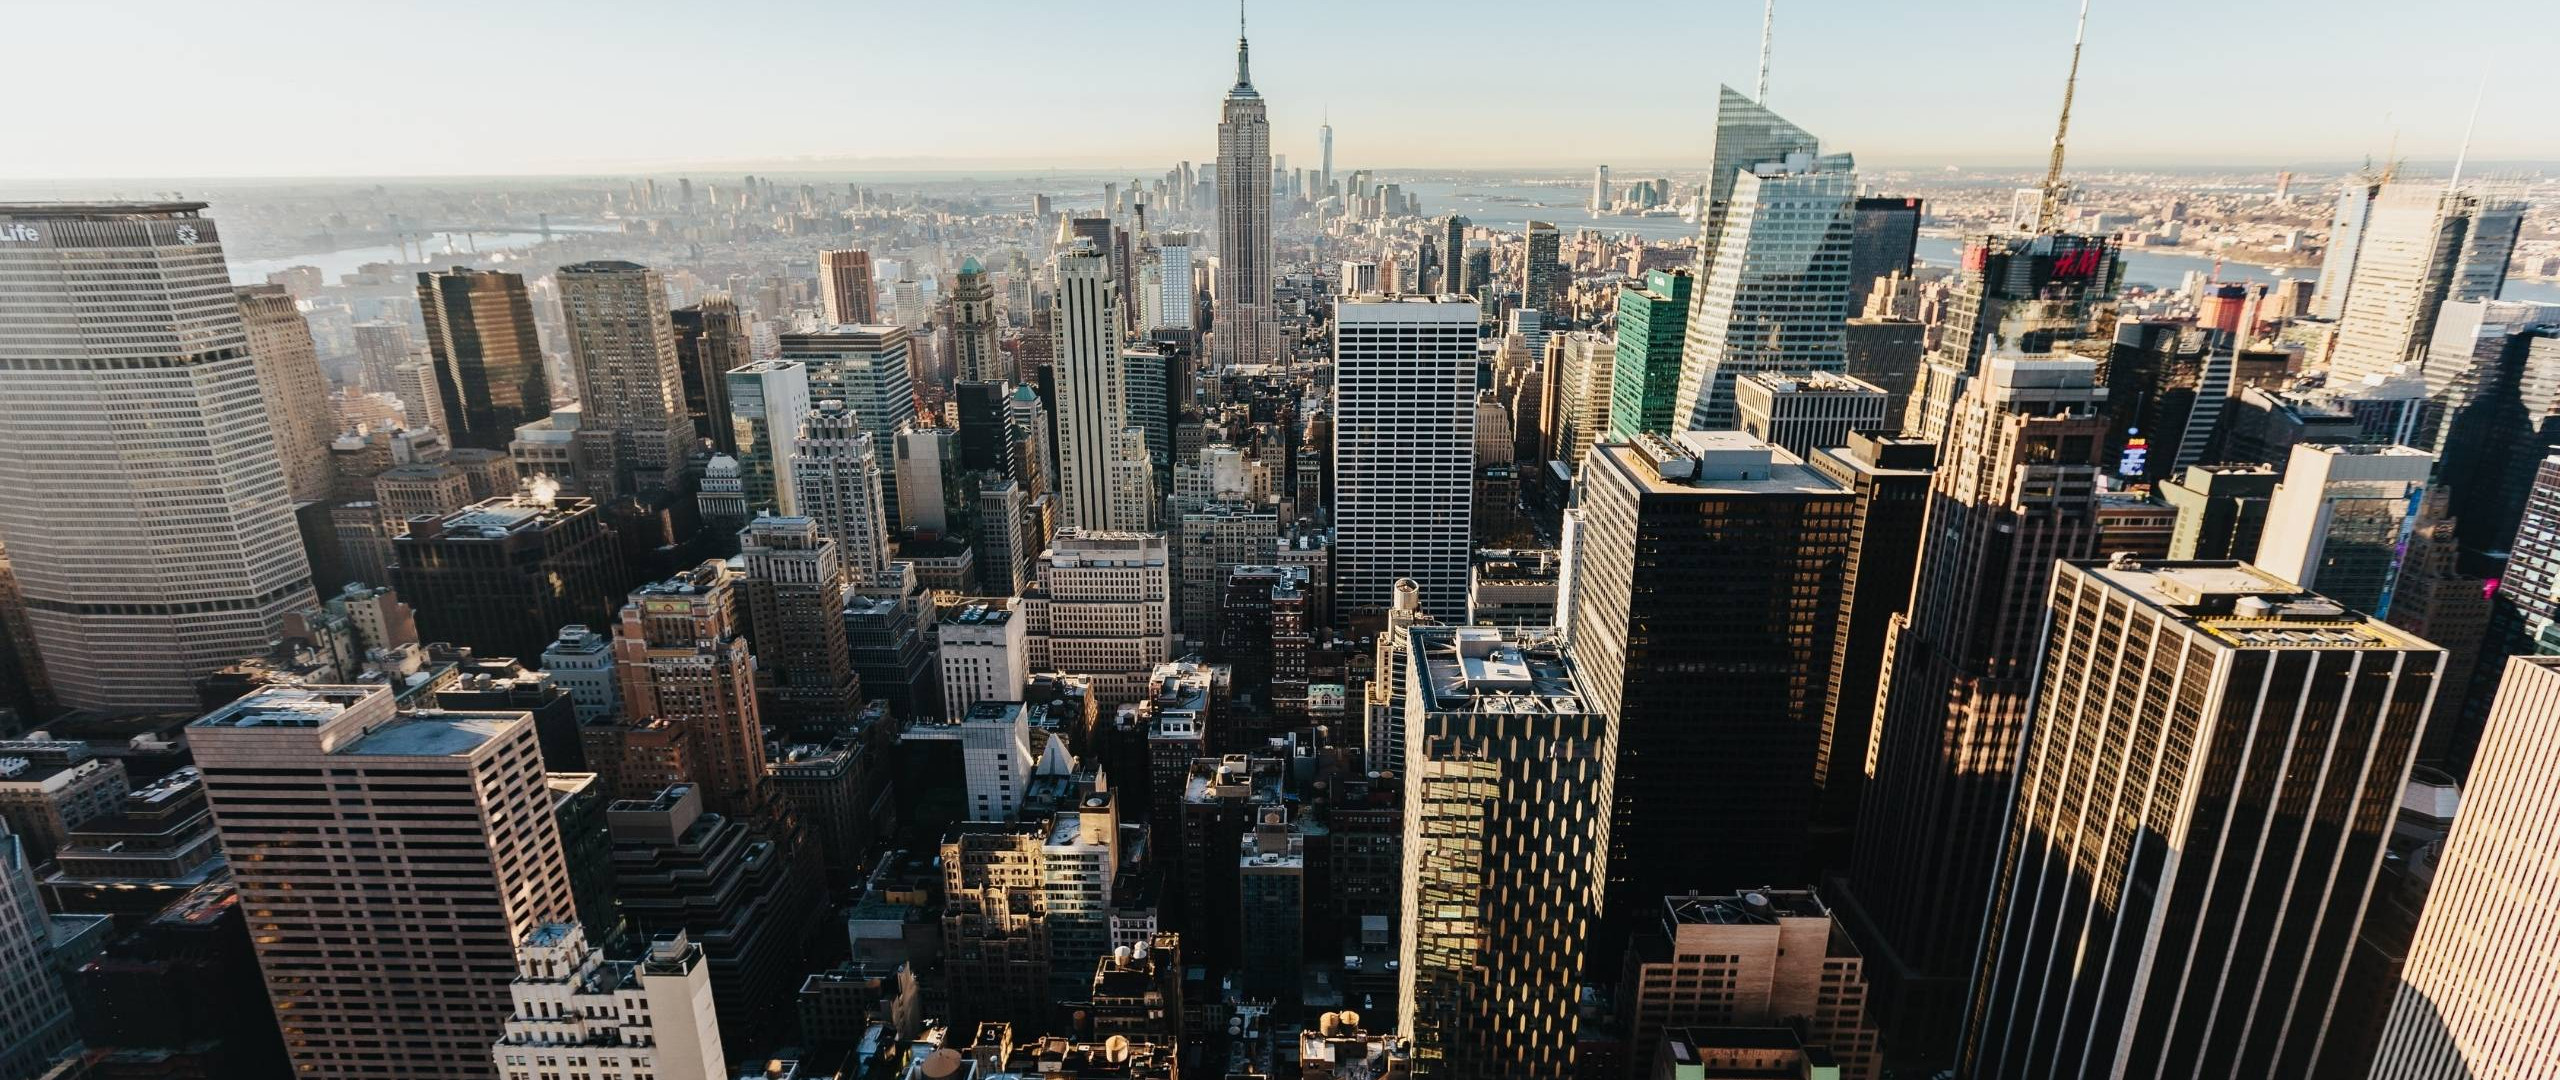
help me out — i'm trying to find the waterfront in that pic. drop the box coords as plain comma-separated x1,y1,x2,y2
1395,178,2560,303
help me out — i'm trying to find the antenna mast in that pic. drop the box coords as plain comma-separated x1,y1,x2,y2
2036,0,2093,233
1755,0,1775,104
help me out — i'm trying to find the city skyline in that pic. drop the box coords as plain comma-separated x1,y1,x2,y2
7,0,2557,181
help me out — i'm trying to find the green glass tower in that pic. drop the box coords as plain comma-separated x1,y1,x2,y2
1608,267,1693,440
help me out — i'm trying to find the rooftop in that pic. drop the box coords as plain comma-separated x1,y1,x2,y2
1608,434,1847,497
0,201,208,219
2081,559,2433,651
343,712,514,757
1413,628,1585,713
1666,888,1831,926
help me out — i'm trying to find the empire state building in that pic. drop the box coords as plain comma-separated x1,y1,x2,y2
1213,7,1276,369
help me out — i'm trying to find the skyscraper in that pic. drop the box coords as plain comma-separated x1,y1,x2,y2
1569,432,1852,925
419,266,551,450
1021,530,1172,704
1333,296,1479,623
781,324,916,437
1522,220,1565,315
2251,442,2433,614
791,400,892,588
192,684,575,1080
671,297,752,452
1051,242,1153,532
614,562,765,818
1441,215,1469,294
1213,11,1276,369
1806,432,1935,847
392,492,627,662
558,261,696,498
950,256,1001,383
1398,627,1609,1080
1837,358,2108,1065
739,515,860,726
1902,232,2119,443
1847,196,1921,316
2371,656,2560,1079
1619,890,1883,1080
0,819,72,1079
1152,233,1196,332
1607,267,1694,440
1673,158,1858,431
490,925,727,1080
2327,183,2524,386
2310,174,2384,322
1590,165,1611,212
0,202,316,711
724,359,810,514
1963,560,2440,1078
1693,87,1826,285
235,283,338,503
818,248,876,325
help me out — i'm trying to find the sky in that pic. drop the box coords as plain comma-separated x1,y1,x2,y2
6,0,2555,180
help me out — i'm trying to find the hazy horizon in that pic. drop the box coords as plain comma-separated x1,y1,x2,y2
10,0,2555,182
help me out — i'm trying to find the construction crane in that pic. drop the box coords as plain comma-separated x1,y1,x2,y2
2034,0,2094,234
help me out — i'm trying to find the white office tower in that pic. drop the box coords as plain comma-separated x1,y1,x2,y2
557,261,696,498
791,400,892,588
2310,176,2383,322
2252,443,2433,615
491,924,726,1080
0,821,73,1079
1153,234,1195,332
2326,183,2525,387
939,600,1028,719
1398,628,1610,1080
950,256,1003,383
1333,296,1479,623
1051,243,1154,532
1022,531,1172,704
1590,165,1611,211
724,359,808,515
907,700,1041,820
0,202,315,711
2373,656,2560,1080
1674,155,1859,431
192,684,575,1079
1213,13,1277,368
235,284,339,502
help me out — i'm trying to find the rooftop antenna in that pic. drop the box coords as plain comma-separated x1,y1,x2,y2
1234,0,1251,88
1755,0,1775,104
2447,75,2486,192
2035,0,2093,234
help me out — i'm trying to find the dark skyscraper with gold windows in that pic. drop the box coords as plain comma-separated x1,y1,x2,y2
418,267,550,450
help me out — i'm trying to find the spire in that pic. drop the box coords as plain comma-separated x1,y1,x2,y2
1755,0,1775,104
1235,0,1252,90
2447,75,2486,192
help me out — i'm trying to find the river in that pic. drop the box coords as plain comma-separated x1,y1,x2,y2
1394,178,2560,304
227,227,613,284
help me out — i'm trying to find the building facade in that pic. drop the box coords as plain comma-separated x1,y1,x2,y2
1963,560,2440,1078
1398,628,1610,1080
1333,296,1480,623
192,685,575,1080
0,202,318,710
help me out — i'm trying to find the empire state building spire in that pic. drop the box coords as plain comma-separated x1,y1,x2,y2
1233,0,1255,94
